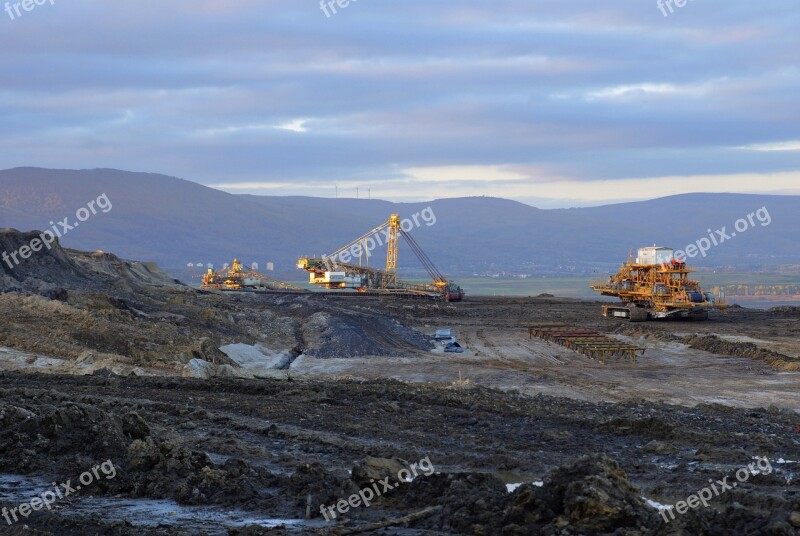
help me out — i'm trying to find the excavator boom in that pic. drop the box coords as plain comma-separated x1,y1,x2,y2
298,214,463,301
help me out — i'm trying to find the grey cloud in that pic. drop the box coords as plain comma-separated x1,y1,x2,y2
1,0,799,204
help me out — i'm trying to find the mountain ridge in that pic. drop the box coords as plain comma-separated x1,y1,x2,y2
1,167,797,277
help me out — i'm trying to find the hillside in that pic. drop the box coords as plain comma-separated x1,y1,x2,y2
1,167,798,278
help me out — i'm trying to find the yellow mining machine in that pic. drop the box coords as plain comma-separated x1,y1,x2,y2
591,246,726,322
201,259,301,291
297,214,464,301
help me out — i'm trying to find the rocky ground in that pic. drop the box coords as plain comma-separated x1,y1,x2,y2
1,229,800,535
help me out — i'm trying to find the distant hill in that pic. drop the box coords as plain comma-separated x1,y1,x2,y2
1,167,798,280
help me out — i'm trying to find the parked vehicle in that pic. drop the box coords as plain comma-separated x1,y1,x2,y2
444,342,464,353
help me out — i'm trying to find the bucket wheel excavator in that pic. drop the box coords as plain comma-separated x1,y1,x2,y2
297,214,464,301
591,246,726,322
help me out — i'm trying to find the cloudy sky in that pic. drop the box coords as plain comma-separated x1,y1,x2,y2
1,0,799,207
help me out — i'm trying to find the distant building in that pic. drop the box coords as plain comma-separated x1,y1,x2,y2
266,262,274,271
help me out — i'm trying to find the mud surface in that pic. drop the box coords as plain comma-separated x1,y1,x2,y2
1,373,799,534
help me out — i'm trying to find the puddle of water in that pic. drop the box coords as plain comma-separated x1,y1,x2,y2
0,474,321,533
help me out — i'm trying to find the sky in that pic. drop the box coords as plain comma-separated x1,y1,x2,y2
1,0,799,208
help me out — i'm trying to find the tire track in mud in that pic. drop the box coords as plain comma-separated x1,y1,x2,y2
519,342,564,366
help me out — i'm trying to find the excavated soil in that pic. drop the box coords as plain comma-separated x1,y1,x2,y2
1,374,799,535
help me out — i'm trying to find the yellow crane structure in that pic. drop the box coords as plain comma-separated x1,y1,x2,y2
297,214,464,301
591,246,726,321
201,259,301,291
385,213,399,287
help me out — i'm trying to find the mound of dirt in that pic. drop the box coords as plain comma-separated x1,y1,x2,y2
384,455,658,535
770,305,800,315
284,462,358,512
126,437,269,506
351,456,408,488
1,228,179,296
0,401,146,478
504,454,658,534
69,249,181,290
0,399,273,509
684,334,800,370
603,415,676,440
301,311,432,359
0,229,88,292
395,472,510,534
